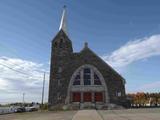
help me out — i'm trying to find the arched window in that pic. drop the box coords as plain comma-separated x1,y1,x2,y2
67,64,110,104
73,72,80,85
54,42,57,47
94,73,102,85
59,39,64,48
72,66,103,86
116,91,122,97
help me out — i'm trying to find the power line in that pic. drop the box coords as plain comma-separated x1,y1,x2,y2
0,63,31,76
0,63,47,99
0,57,49,74
0,62,47,79
0,42,50,75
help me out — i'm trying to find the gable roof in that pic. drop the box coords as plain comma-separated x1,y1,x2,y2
79,45,126,83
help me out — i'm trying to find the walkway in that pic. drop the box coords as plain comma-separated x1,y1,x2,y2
72,110,103,120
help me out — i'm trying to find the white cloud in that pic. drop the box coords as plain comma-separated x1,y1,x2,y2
0,78,8,90
0,56,49,103
102,34,160,68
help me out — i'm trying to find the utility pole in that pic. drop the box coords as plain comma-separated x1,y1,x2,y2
41,72,45,108
23,92,25,106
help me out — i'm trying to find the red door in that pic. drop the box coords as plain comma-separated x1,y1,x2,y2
95,92,103,102
83,92,92,102
72,92,81,102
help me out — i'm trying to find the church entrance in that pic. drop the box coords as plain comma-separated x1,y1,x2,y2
83,92,92,102
72,92,81,102
95,92,103,102
72,92,104,103
68,65,110,106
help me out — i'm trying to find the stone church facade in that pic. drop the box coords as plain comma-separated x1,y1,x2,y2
48,6,126,110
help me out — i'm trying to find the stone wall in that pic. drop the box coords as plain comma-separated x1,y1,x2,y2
48,30,126,110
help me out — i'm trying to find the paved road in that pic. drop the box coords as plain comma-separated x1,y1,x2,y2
99,108,160,120
0,108,160,120
72,110,102,120
0,111,76,120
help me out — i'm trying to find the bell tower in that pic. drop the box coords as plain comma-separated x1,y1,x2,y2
52,5,73,56
49,6,73,108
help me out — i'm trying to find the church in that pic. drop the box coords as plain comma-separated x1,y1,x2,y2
48,6,127,110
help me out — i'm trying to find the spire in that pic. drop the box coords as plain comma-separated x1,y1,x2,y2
59,5,68,35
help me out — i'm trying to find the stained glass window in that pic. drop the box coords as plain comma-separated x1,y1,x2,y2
73,74,80,85
84,68,91,85
94,73,102,85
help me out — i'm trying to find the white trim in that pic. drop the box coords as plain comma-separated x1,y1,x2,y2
65,64,110,104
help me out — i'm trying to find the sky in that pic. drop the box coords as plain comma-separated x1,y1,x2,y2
0,0,160,103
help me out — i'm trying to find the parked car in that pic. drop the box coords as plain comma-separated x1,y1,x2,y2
25,107,38,112
15,107,25,113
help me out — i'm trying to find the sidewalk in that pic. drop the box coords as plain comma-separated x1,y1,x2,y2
72,110,103,120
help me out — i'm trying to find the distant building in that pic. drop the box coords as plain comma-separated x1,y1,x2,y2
48,6,126,110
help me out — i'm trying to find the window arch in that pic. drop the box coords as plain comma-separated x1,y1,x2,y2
72,66,102,86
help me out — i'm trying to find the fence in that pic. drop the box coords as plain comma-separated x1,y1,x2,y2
0,107,15,115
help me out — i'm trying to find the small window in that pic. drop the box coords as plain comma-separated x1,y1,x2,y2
94,73,102,85
118,92,121,97
73,74,80,85
116,91,121,97
59,39,63,48
54,42,57,47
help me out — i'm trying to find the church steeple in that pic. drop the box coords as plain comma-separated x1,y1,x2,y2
59,5,68,35
51,6,73,56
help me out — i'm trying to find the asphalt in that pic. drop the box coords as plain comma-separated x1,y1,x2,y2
72,110,103,120
1,108,160,120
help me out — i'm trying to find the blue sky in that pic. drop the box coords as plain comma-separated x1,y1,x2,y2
0,0,160,103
